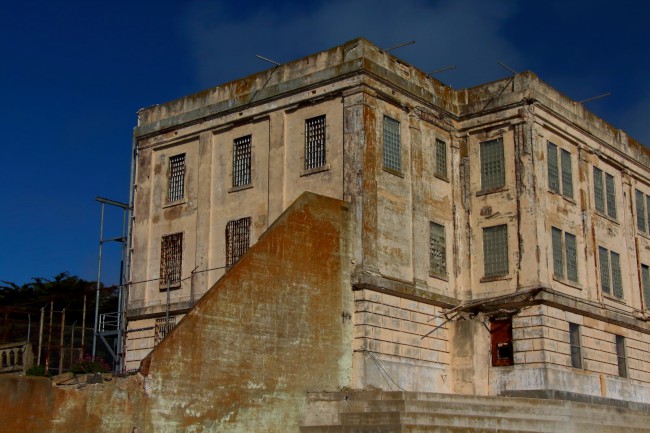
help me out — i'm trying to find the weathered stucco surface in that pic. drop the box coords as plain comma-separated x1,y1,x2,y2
0,192,354,433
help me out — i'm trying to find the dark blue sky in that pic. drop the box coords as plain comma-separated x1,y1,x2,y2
2,0,649,285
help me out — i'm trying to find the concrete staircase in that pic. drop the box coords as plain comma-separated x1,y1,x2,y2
300,391,650,433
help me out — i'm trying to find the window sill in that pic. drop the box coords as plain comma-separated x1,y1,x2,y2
382,166,404,178
163,200,186,209
548,190,576,205
594,210,619,225
603,294,626,304
429,272,449,282
300,164,330,177
552,275,581,290
159,284,181,292
228,184,253,193
480,274,512,283
434,173,449,183
476,186,508,197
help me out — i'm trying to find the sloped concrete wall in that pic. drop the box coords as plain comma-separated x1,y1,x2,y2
0,193,354,433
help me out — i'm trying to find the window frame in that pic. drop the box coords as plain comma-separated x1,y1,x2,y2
382,115,402,174
160,232,183,290
569,322,583,369
304,115,327,171
615,335,627,378
547,142,574,200
482,224,509,279
593,167,617,219
232,135,252,188
434,139,448,180
429,221,447,279
551,227,578,284
167,153,186,203
226,217,252,267
598,246,624,299
480,138,505,192
641,264,650,309
635,188,650,235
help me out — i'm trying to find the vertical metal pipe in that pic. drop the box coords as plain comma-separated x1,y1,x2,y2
58,308,65,375
93,203,105,358
37,307,44,365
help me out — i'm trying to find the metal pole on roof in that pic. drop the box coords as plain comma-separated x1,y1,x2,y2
92,202,105,358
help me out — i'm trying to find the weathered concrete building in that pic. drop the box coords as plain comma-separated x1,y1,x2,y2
43,35,650,431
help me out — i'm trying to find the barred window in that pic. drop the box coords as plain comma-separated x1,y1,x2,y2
569,323,582,369
226,217,251,266
483,225,508,278
594,167,616,219
429,222,446,277
616,335,627,378
598,246,623,298
160,233,182,288
480,138,505,191
551,227,578,283
305,115,326,170
382,116,401,172
154,316,177,346
635,189,650,234
233,135,252,187
435,139,447,179
642,264,650,309
167,154,185,203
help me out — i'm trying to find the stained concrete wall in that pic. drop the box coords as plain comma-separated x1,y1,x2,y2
0,193,354,433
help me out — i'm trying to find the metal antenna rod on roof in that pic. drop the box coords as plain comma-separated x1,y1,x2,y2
256,54,281,66
497,61,519,75
428,65,456,76
383,40,416,52
579,93,611,104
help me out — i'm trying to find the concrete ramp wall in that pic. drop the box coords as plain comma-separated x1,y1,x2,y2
0,193,354,433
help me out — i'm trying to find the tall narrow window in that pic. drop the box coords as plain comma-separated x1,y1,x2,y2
636,189,647,233
435,139,447,179
167,154,186,203
233,135,252,187
548,142,560,193
561,149,573,199
160,233,183,289
598,246,623,299
593,167,617,219
616,335,627,378
480,138,505,191
642,264,650,308
226,217,251,266
483,225,508,277
569,323,582,369
305,115,326,170
382,116,401,172
429,222,446,277
551,227,578,283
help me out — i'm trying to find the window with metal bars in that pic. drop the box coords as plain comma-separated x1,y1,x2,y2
569,323,582,369
435,139,447,179
154,316,177,346
635,189,650,235
547,142,574,199
226,217,251,266
615,335,627,378
167,154,186,203
233,135,252,187
160,233,182,289
483,224,508,278
429,222,446,277
593,167,617,219
642,264,650,309
480,138,505,191
382,116,401,172
551,227,578,283
598,246,623,298
304,115,326,170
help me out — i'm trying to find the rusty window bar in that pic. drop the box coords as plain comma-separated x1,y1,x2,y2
429,221,446,277
160,233,183,288
168,154,185,202
305,115,326,170
154,316,177,346
233,135,252,187
226,217,251,266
